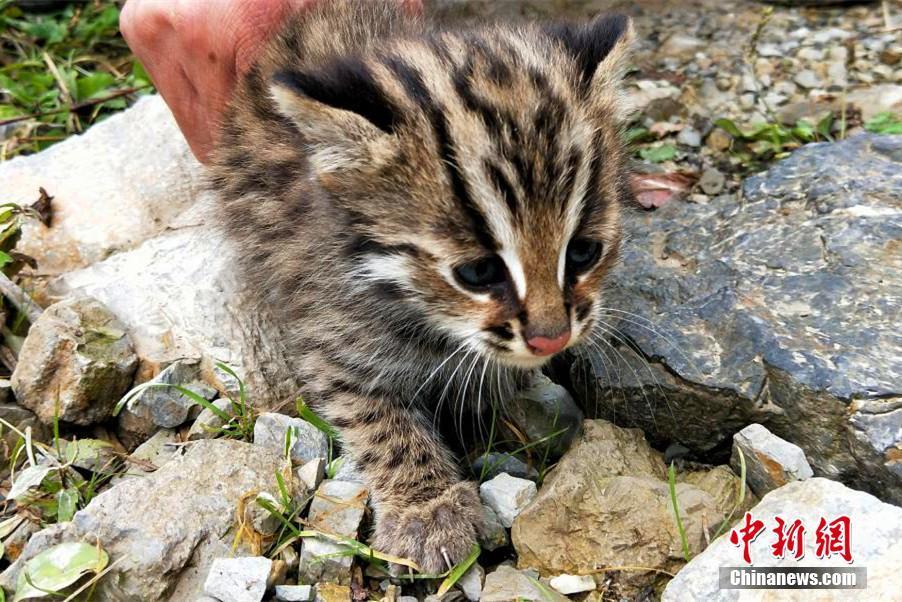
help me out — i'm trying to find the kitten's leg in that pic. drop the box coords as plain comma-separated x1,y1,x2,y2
320,392,482,573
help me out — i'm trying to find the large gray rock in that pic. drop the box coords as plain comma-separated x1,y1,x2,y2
4,95,297,409
571,134,902,504
479,473,537,528
11,296,137,425
0,439,286,601
298,479,368,585
663,478,902,601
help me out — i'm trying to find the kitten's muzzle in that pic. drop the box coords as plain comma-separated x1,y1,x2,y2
525,330,571,356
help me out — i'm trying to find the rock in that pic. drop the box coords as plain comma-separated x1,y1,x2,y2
298,480,368,585
314,583,351,602
330,455,364,483
122,359,218,430
11,297,137,426
50,215,299,407
0,402,48,450
472,453,538,481
846,84,902,121
479,473,537,528
698,167,725,195
0,439,286,600
570,134,902,504
458,563,484,601
511,420,722,594
676,127,702,148
203,557,272,602
659,34,704,60
296,457,325,491
706,128,732,152
505,372,583,457
679,465,757,517
275,584,314,601
478,504,509,551
254,412,329,466
249,492,283,537
0,96,201,278
663,478,902,601
548,573,596,595
187,397,233,440
1,519,40,562
793,69,822,89
731,423,813,496
128,428,181,472
481,566,567,602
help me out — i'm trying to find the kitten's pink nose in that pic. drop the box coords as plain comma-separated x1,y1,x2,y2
526,331,571,356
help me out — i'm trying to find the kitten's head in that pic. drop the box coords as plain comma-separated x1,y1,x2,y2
271,14,634,369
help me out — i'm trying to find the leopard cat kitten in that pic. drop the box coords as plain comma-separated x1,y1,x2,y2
209,0,634,571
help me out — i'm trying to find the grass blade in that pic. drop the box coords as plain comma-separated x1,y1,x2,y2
668,462,692,562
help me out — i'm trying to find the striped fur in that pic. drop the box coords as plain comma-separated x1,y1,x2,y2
209,0,634,572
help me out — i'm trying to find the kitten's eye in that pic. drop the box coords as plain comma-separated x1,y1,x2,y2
567,239,602,273
453,256,507,290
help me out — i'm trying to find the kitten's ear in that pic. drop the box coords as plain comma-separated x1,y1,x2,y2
544,14,634,105
269,63,397,172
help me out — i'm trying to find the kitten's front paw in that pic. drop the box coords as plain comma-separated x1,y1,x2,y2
373,481,483,574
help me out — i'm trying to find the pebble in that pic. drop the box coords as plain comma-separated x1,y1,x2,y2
124,359,218,429
549,573,597,595
275,584,314,602
793,69,823,89
479,473,537,528
472,453,538,481
187,398,233,441
297,457,325,491
676,127,702,147
699,168,726,196
730,423,813,496
253,412,329,466
458,563,485,601
298,480,368,585
482,566,566,602
705,129,732,152
249,492,282,536
479,504,509,551
314,583,351,602
203,557,272,602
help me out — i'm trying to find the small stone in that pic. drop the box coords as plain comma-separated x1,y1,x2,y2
123,359,218,429
757,43,781,58
676,127,701,147
128,428,180,472
0,402,48,449
698,168,725,196
796,47,824,62
827,62,848,88
398,598,418,602
505,372,583,457
705,128,732,152
187,397,233,440
482,566,567,602
314,583,351,602
458,563,485,601
275,584,314,601
254,412,329,465
279,545,299,569
479,473,537,528
659,33,704,60
793,69,823,89
297,457,325,491
11,297,138,426
203,557,272,602
472,453,538,481
299,480,368,585
478,504,509,551
249,492,283,536
330,455,364,483
549,573,596,595
731,423,813,496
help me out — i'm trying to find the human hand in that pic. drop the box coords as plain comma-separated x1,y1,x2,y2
121,0,421,163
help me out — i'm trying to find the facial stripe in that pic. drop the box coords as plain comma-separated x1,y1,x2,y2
383,55,500,253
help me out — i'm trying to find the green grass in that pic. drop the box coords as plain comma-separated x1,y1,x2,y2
0,0,153,160
864,111,902,135
668,461,692,562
